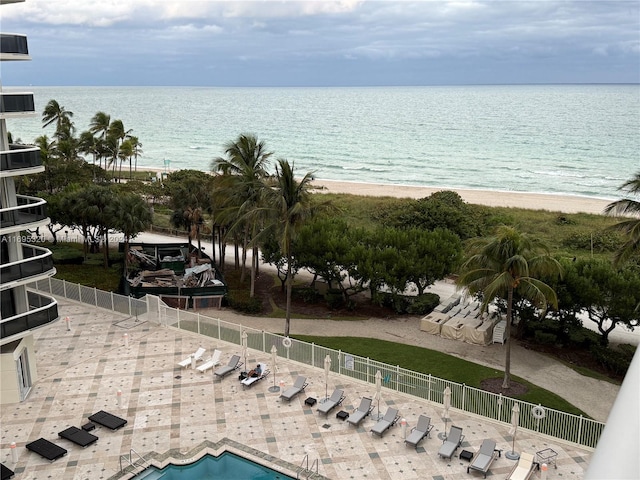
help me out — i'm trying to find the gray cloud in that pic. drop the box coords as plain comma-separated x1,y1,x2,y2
2,0,638,86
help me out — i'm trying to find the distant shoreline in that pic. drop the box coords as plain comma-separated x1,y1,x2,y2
143,167,613,215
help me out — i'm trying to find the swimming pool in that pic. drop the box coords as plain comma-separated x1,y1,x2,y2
134,452,296,480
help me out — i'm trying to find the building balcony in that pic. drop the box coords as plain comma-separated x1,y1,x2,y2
0,92,36,119
0,33,30,60
0,291,58,341
0,195,48,234
1,245,55,290
0,145,42,177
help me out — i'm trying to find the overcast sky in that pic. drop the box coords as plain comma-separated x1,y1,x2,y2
2,0,639,86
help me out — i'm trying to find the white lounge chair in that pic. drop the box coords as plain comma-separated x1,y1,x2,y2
467,439,500,478
506,452,536,480
196,349,222,373
438,425,464,459
404,415,433,449
213,354,243,379
241,363,270,389
279,376,308,402
347,397,374,427
317,389,345,415
177,347,206,368
370,407,400,437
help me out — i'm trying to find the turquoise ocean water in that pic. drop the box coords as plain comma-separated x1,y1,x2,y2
7,84,640,200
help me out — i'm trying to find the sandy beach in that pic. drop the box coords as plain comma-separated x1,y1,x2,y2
147,167,614,214
311,179,614,215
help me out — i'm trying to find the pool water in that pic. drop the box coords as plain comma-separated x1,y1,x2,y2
134,452,296,480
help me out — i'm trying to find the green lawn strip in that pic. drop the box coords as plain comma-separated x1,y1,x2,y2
294,335,587,417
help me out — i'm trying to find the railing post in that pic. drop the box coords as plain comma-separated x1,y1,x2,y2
367,357,370,384
462,383,467,411
396,365,400,391
338,350,342,375
428,374,432,402
63,279,68,299
311,343,315,367
217,318,221,339
577,415,583,445
94,287,98,307
197,312,201,334
111,291,115,312
262,330,266,353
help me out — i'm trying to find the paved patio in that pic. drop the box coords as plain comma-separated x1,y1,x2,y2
1,298,593,479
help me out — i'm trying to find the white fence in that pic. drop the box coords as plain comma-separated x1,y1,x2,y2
33,276,603,449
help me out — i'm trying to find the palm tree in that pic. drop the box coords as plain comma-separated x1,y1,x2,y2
456,226,562,389
42,99,73,133
264,159,318,336
604,171,640,266
89,111,111,169
112,193,153,277
127,135,143,175
212,134,272,295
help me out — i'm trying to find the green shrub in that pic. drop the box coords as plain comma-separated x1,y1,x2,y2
534,331,558,345
567,327,600,349
294,287,321,304
51,245,84,265
561,230,622,253
407,293,440,315
325,289,345,310
227,292,262,315
590,344,634,376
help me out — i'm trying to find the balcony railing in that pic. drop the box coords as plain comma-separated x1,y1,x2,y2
0,92,35,117
0,195,48,231
0,291,58,339
0,145,41,174
0,33,29,58
1,244,55,287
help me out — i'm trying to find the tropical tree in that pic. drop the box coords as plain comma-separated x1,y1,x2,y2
89,111,111,169
212,134,272,295
604,171,640,266
127,135,143,176
456,226,563,389
263,158,322,336
112,193,153,276
42,99,73,134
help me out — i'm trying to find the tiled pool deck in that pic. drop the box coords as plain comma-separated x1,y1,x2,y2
1,299,593,479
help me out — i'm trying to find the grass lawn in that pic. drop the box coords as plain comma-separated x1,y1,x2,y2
294,335,587,417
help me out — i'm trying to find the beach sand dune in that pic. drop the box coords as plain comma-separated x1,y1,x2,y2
312,179,613,215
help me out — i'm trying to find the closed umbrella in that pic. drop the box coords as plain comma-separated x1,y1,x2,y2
268,344,279,392
375,370,383,420
439,386,452,440
241,330,248,371
323,354,331,401
506,403,521,460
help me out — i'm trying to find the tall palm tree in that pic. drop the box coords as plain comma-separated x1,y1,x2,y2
42,99,73,133
264,159,318,336
89,111,111,169
127,135,143,175
604,171,640,266
456,226,562,389
212,134,272,295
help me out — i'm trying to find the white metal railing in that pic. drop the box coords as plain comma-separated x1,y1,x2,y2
119,448,147,474
32,276,604,449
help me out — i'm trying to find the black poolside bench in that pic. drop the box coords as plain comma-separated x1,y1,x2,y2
1,463,15,480
58,426,98,447
88,410,128,430
25,438,67,462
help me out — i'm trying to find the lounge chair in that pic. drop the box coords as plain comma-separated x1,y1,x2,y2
25,438,67,462
347,397,374,427
88,410,128,430
404,415,433,448
177,347,206,368
1,463,14,480
213,354,243,379
438,425,465,459
279,376,308,402
58,426,98,448
370,407,400,437
467,439,500,478
317,388,345,415
196,349,222,373
241,363,270,389
506,452,537,480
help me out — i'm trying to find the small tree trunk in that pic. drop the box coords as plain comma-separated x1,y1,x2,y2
285,256,293,337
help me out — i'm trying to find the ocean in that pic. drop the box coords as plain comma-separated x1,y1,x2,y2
6,84,640,200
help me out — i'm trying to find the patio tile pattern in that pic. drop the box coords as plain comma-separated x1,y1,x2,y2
1,299,593,479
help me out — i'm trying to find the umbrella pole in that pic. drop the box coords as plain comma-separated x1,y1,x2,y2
506,430,520,460
439,417,448,440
